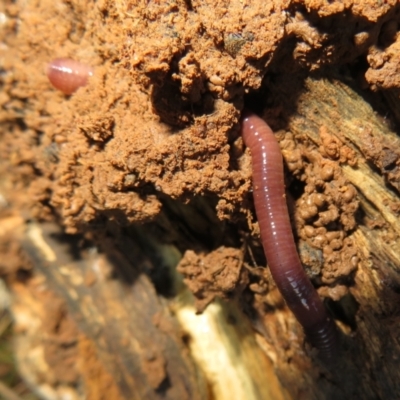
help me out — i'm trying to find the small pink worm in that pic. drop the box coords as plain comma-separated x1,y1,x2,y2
46,58,93,95
241,111,338,359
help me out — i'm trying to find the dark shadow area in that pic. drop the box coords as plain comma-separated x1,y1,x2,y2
327,293,359,331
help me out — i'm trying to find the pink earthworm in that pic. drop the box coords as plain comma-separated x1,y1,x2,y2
47,58,93,95
241,111,338,359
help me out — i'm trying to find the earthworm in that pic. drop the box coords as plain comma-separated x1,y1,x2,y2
241,111,338,359
47,58,93,95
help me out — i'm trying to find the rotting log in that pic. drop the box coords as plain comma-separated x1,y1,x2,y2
4,218,287,400
20,222,206,400
1,77,400,399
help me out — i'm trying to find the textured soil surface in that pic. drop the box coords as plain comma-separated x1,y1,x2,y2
2,0,400,399
2,0,399,233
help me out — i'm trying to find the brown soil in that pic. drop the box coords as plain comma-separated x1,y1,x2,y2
2,0,400,399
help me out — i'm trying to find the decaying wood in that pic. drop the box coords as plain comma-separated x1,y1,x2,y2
19,222,207,400
11,219,286,400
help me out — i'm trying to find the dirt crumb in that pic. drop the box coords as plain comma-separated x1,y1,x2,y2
177,247,248,312
366,32,400,90
279,130,361,287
